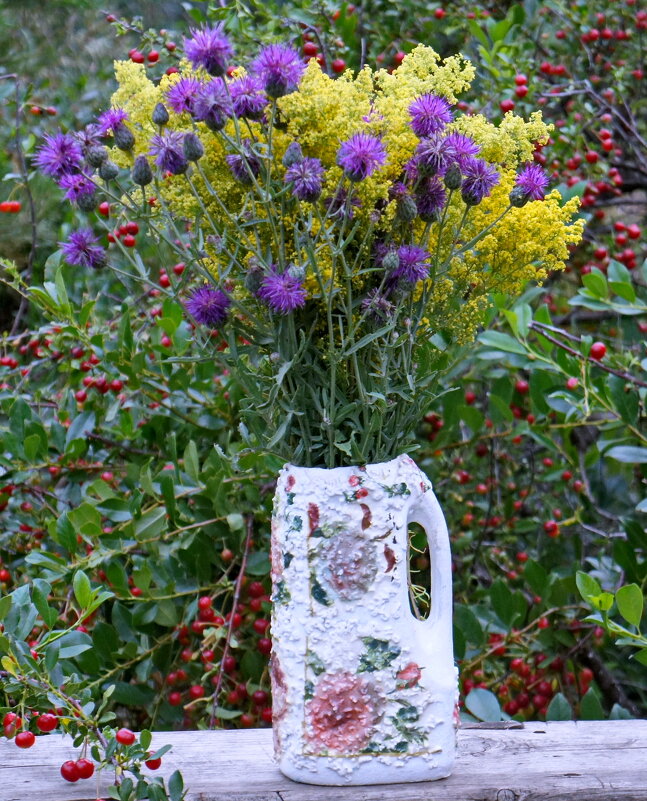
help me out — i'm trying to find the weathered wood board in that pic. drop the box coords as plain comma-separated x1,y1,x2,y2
1,720,646,801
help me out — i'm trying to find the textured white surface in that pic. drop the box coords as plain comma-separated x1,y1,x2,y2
270,454,457,785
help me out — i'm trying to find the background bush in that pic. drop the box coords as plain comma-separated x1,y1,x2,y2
0,3,644,778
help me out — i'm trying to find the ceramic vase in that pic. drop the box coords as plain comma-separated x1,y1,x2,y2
270,453,457,786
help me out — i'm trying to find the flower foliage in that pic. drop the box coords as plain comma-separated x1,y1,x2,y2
42,43,584,467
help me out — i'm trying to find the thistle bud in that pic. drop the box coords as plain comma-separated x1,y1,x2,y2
183,132,204,162
396,193,418,222
382,250,400,272
132,155,153,186
98,160,119,181
509,186,530,208
152,103,170,126
113,123,135,151
287,262,305,282
86,146,108,168
76,191,98,212
461,189,481,207
244,265,263,295
282,141,303,168
443,163,462,191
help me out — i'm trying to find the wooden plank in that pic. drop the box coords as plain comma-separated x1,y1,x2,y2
1,721,646,801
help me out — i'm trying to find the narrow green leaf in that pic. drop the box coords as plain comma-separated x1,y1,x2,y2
73,571,92,609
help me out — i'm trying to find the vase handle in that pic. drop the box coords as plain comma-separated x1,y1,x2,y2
407,487,453,638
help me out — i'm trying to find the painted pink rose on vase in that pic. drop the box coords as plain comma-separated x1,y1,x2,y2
270,654,288,754
305,671,382,754
396,662,422,688
319,529,378,600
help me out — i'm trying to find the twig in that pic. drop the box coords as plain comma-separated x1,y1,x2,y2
529,321,647,389
208,513,255,728
9,80,38,336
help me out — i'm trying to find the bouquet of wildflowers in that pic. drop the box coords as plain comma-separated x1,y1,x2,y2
37,26,584,468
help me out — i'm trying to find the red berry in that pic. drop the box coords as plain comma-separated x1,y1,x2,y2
98,202,110,217
248,581,265,598
585,150,599,164
514,74,528,85
74,390,87,403
145,757,162,770
115,728,136,746
159,273,171,288
36,713,57,733
15,731,35,748
515,85,529,99
393,51,405,65
75,758,94,779
566,377,578,390
261,706,273,723
252,689,269,706
331,58,346,74
590,341,606,360
434,7,446,18
165,41,177,52
130,51,145,64
515,379,529,394
253,618,270,634
123,234,136,248
537,617,550,629
168,691,182,706
172,262,185,275
257,637,272,655
500,99,515,113
125,221,139,235
302,42,318,57
223,655,237,673
503,700,519,715
60,761,80,782
240,713,255,727
148,50,159,63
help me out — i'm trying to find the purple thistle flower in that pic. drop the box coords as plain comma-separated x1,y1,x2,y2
226,140,261,184
337,132,386,182
414,134,451,176
60,228,105,269
229,75,267,120
97,108,129,136
192,78,232,130
415,176,447,221
149,131,188,175
184,24,233,77
251,44,305,98
284,157,325,202
461,157,500,205
391,245,431,284
166,77,202,115
257,266,307,314
361,288,395,322
444,132,480,170
408,94,453,137
514,163,549,202
75,124,103,154
34,130,83,179
58,173,96,203
185,285,231,326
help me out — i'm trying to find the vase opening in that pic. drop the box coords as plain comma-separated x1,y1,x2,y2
407,521,432,621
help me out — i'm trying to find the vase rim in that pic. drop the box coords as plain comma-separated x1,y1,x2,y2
281,453,417,474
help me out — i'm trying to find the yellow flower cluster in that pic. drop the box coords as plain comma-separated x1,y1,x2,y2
106,46,582,345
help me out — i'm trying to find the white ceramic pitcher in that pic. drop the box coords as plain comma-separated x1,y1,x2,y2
270,453,457,785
